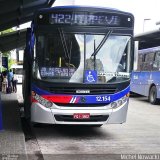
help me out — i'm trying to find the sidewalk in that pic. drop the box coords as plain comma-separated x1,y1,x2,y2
0,90,27,160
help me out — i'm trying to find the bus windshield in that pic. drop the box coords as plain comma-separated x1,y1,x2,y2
33,32,131,84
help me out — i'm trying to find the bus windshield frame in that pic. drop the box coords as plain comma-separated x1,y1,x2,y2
32,7,134,85
33,28,132,84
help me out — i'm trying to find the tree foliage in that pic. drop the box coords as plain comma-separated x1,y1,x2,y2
0,28,14,35
0,28,16,69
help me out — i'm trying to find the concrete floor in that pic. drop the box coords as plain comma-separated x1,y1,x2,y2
17,85,160,160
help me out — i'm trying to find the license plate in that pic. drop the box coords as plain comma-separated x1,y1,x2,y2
73,113,90,119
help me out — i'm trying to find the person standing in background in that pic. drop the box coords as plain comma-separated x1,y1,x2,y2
7,69,13,92
2,74,8,93
12,71,18,93
0,72,2,91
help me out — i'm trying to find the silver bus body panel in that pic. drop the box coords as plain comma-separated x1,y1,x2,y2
31,101,129,125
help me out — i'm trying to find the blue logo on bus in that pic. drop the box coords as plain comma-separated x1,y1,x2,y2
85,70,97,83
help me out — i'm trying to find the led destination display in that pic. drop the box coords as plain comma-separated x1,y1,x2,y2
49,12,121,26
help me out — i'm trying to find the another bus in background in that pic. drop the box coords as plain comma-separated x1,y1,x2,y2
11,64,23,83
131,46,160,104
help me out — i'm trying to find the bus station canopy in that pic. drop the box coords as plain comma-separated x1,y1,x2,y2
0,29,27,52
0,0,55,52
134,29,160,49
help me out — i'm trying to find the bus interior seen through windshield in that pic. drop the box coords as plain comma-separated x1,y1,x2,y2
34,31,131,84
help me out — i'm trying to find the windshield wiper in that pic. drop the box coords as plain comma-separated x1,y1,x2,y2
58,28,73,64
58,28,69,60
91,30,112,57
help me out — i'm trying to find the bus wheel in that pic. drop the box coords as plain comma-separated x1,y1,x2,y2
149,86,160,105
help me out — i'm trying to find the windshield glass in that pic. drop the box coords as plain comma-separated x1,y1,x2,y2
33,32,131,84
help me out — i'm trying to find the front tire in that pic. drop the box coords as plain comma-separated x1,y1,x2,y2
148,86,160,105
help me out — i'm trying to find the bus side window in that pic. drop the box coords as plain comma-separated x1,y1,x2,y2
141,54,146,71
142,52,154,71
137,54,143,71
153,51,160,71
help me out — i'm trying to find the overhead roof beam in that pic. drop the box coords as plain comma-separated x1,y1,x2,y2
0,0,55,31
0,0,56,52
0,29,27,52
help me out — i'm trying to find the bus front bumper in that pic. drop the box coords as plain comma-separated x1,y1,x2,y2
31,101,129,125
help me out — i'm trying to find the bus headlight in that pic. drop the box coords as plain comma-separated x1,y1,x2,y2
46,101,53,108
111,95,128,109
117,100,123,106
33,93,53,108
111,102,117,108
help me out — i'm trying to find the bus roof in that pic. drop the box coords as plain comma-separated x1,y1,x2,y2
139,46,160,54
36,5,134,17
52,5,120,11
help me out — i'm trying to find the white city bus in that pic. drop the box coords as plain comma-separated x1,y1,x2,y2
23,6,134,126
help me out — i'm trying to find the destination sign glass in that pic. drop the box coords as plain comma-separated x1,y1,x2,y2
49,12,121,26
40,67,76,78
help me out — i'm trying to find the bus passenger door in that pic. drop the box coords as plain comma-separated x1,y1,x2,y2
143,71,152,97
152,51,160,98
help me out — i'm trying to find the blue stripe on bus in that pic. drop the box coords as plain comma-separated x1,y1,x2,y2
32,84,130,104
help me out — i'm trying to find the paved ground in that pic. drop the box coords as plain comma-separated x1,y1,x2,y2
0,89,27,160
29,95,160,160
16,85,160,160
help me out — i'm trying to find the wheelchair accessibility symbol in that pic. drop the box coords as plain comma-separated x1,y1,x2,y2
85,70,97,83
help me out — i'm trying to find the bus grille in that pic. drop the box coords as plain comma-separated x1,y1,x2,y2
54,103,109,107
54,115,109,122
49,87,117,95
